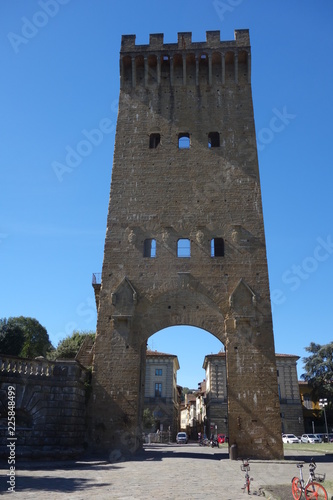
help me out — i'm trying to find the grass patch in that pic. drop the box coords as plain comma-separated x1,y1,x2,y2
323,480,333,498
283,442,333,454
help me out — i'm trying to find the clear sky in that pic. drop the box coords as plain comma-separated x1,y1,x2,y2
1,1,332,389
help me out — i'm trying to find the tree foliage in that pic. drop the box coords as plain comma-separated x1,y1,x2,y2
181,387,194,402
49,330,95,360
8,317,53,358
0,318,25,356
142,408,155,431
301,341,333,403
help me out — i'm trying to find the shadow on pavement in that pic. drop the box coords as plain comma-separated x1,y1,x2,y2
13,475,111,494
132,445,229,462
284,453,333,464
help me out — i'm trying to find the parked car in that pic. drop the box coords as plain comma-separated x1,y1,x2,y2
282,434,300,444
314,434,323,443
301,434,321,444
176,432,188,444
217,434,227,444
317,433,333,443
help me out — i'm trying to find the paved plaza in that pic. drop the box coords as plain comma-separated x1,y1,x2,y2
1,444,332,499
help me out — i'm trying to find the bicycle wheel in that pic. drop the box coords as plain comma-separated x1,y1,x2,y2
292,477,302,500
305,481,327,500
246,478,250,494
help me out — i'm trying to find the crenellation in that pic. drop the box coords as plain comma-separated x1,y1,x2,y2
149,33,164,48
120,31,250,89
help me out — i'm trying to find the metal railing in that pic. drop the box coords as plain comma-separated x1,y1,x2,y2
92,273,102,285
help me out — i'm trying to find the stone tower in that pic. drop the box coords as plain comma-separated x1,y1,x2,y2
91,30,284,460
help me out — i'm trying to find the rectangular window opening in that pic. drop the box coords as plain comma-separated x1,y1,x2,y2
177,238,191,257
155,383,162,397
149,133,160,149
144,238,156,258
208,132,220,148
155,368,162,376
211,238,224,257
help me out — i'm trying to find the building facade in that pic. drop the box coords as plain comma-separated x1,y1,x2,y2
144,350,180,438
203,352,304,437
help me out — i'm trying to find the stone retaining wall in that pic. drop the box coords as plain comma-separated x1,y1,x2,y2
0,355,89,458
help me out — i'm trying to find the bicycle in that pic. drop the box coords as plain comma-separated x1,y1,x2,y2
241,459,253,494
198,437,210,446
291,459,327,499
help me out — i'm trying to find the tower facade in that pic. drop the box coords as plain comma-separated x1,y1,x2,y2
91,30,283,459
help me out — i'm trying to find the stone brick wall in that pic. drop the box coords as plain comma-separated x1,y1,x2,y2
0,355,89,458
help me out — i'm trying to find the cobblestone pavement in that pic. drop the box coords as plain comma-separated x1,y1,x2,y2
0,444,332,499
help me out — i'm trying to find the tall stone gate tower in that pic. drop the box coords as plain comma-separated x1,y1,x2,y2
91,30,283,460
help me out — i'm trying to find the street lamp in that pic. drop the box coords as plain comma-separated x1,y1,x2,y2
319,398,329,441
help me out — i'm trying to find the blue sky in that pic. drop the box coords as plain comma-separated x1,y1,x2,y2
1,1,332,389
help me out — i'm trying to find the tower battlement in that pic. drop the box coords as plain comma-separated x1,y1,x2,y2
120,30,251,88
121,29,250,51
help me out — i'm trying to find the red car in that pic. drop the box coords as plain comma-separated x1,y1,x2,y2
217,434,227,444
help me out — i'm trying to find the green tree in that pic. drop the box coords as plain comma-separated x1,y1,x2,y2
0,318,25,356
301,341,333,403
181,387,193,402
49,330,95,360
142,408,155,431
8,317,53,358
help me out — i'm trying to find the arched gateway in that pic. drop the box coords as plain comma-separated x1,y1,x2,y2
90,30,284,459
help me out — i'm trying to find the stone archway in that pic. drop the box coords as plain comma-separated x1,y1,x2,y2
91,280,282,459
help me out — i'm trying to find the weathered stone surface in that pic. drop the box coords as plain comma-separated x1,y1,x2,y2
0,356,89,458
90,30,283,459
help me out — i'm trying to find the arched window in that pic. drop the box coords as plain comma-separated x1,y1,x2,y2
211,238,224,257
149,133,160,149
177,238,191,257
208,132,220,148
143,238,156,258
178,133,190,149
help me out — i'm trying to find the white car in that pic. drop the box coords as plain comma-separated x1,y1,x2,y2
176,432,188,444
282,434,300,444
301,434,320,444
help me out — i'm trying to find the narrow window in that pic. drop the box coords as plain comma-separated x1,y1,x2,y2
178,133,190,149
303,394,312,410
177,238,191,257
211,238,224,257
155,368,162,376
143,238,156,258
155,383,162,397
149,133,160,149
208,132,220,148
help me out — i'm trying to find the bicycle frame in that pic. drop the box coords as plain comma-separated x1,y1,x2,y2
240,459,253,494
291,461,327,500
